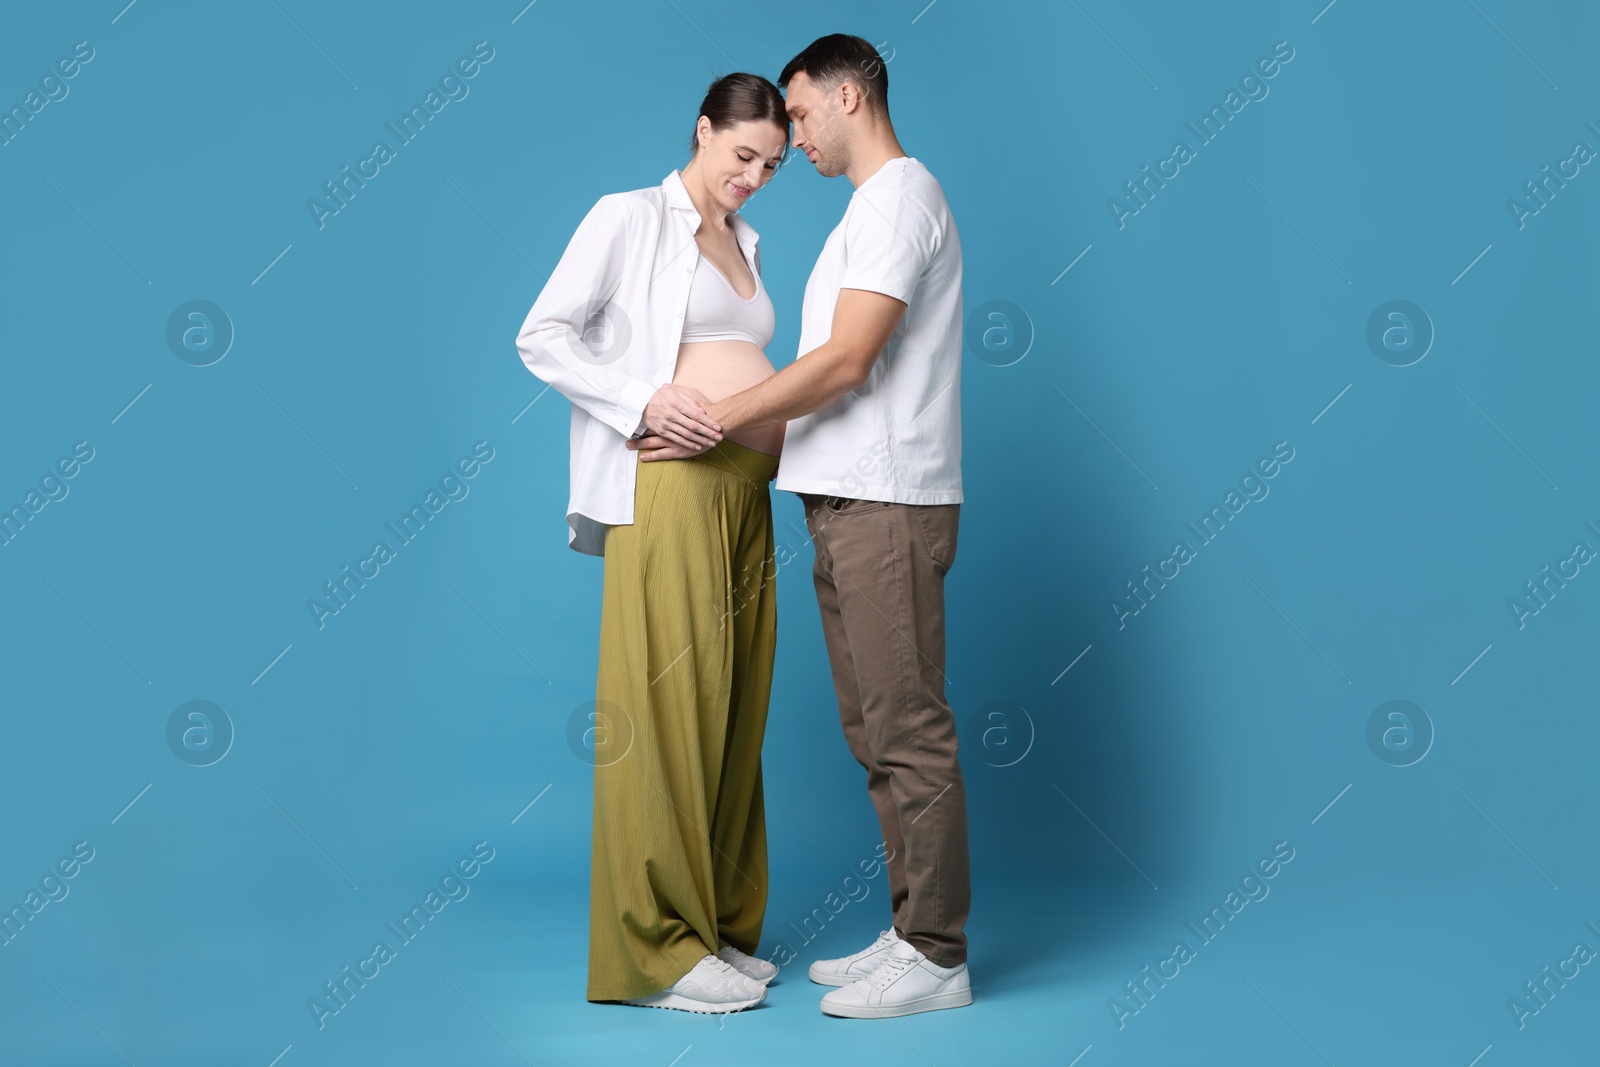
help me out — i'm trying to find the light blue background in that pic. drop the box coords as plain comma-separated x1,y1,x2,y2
1,1,1596,1064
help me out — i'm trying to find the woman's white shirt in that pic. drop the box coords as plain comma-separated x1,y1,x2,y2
516,169,762,555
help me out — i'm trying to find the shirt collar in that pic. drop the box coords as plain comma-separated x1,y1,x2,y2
663,169,759,253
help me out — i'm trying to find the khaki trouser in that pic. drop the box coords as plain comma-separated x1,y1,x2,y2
798,492,971,968
587,440,779,1001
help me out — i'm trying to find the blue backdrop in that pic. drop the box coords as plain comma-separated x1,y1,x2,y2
2,1,1596,1064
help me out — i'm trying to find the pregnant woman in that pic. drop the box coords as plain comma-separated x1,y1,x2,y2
515,72,789,1013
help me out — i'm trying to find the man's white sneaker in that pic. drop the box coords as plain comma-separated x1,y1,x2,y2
818,938,972,1019
808,927,903,986
718,943,778,984
620,954,767,1013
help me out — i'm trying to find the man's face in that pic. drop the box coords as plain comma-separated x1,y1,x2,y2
784,71,850,179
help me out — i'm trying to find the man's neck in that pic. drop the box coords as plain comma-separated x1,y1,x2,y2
847,140,909,189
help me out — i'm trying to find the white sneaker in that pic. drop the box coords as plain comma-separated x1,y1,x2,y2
718,943,778,984
620,954,767,1013
819,938,972,1019
808,927,903,986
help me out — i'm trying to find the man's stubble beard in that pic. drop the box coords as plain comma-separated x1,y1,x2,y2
812,123,850,179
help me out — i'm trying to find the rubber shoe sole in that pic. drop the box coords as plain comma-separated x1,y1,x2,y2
819,986,973,1019
622,988,766,1013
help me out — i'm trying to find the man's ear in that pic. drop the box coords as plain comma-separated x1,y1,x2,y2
838,81,862,116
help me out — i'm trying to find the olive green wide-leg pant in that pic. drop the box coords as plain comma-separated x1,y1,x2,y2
586,439,780,1002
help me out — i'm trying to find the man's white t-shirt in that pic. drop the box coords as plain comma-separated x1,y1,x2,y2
774,156,963,503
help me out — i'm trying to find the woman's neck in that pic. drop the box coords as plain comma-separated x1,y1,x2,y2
680,163,731,235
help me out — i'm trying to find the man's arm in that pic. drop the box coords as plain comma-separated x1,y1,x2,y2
627,288,907,460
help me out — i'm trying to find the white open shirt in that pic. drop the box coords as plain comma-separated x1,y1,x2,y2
516,169,762,555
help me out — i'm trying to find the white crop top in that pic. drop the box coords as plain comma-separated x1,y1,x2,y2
679,251,775,348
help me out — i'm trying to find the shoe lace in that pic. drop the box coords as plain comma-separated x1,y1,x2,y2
854,930,894,960
864,951,916,991
699,955,754,993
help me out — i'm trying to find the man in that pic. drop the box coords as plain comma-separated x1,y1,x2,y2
626,33,970,1019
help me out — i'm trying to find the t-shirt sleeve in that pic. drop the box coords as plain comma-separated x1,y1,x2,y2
839,188,938,306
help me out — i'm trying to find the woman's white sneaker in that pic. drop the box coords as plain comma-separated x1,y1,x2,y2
808,927,903,986
818,939,972,1019
718,943,778,984
620,954,767,1013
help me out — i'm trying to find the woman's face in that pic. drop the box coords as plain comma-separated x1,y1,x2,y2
694,118,789,212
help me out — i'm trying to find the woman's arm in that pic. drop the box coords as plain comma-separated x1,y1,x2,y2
515,195,659,438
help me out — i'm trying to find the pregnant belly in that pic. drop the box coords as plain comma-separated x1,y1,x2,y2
671,340,784,456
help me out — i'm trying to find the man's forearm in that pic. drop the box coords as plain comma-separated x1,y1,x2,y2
713,343,863,432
